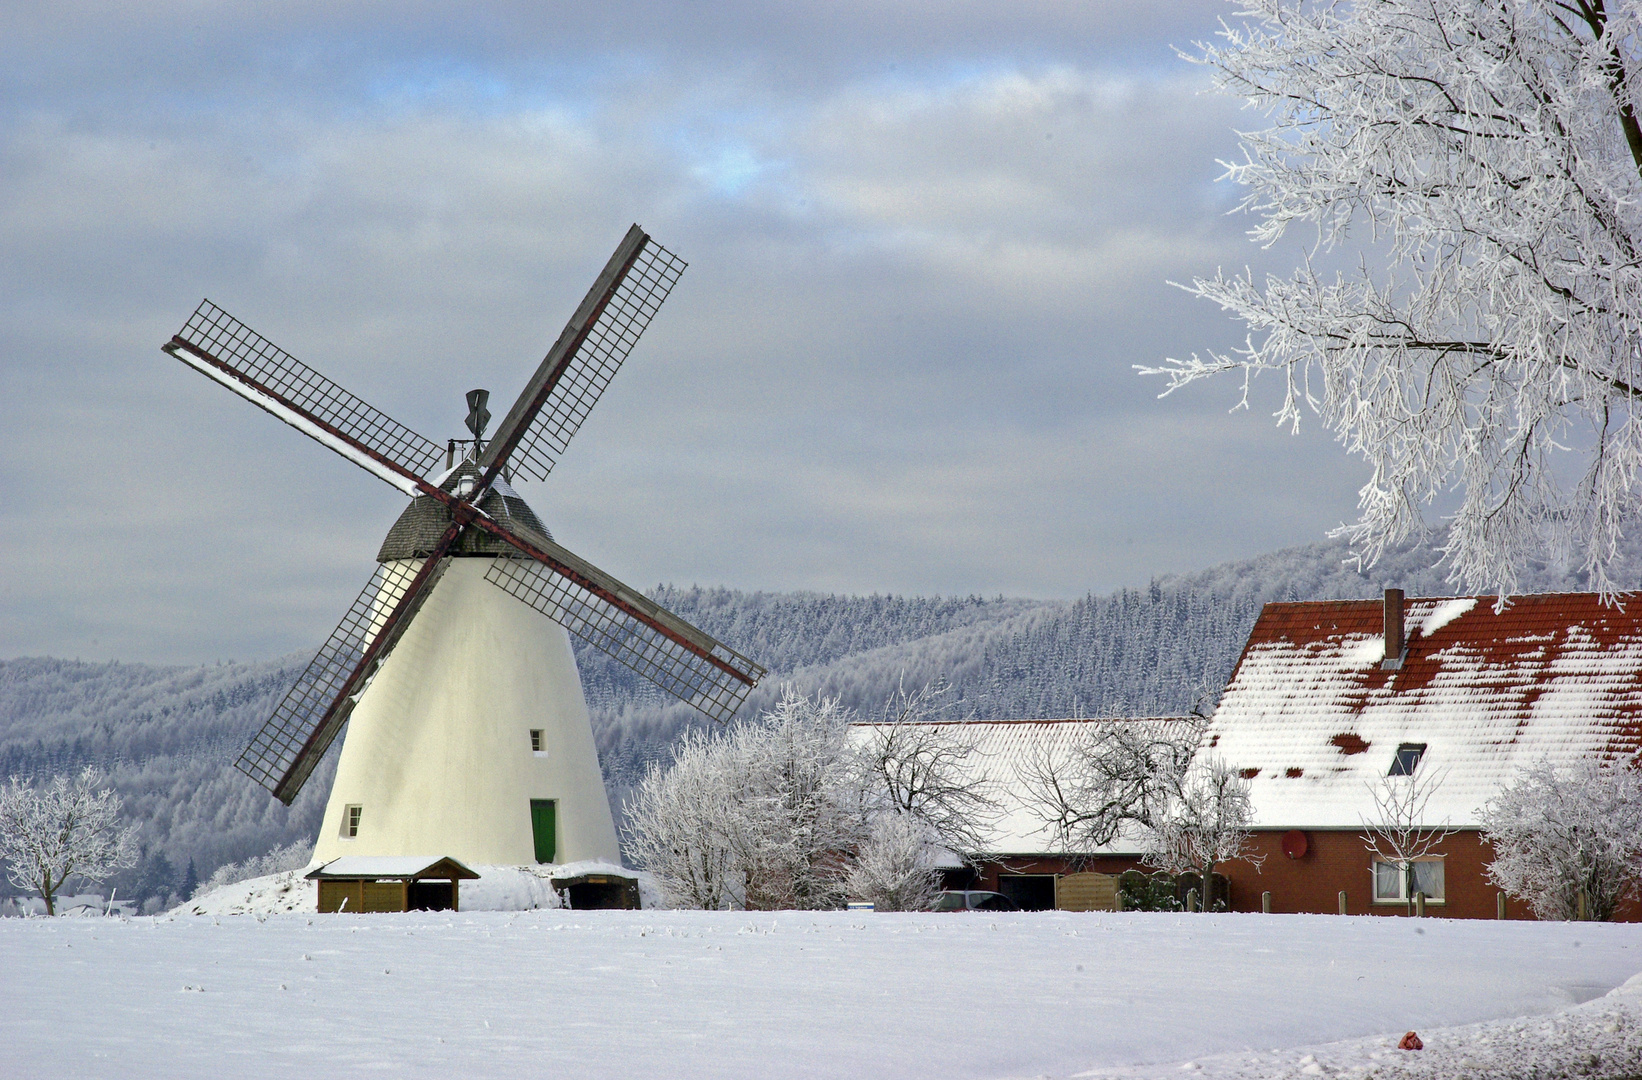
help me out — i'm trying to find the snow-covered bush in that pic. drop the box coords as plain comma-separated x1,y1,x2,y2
0,767,137,916
845,811,940,912
626,687,866,910
1481,758,1642,921
197,840,312,898
624,728,747,910
734,690,866,910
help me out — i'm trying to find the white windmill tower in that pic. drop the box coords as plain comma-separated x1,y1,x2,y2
162,226,765,872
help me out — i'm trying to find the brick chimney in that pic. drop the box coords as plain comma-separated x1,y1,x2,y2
1382,588,1405,668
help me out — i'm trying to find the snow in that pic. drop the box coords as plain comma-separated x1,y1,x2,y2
309,856,476,879
1418,598,1476,636
3,909,1638,1079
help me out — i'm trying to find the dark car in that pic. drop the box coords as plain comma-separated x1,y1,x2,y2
927,890,1021,912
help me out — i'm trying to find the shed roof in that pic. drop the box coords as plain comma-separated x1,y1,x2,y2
1206,592,1642,829
847,718,1189,856
305,856,479,881
377,464,549,562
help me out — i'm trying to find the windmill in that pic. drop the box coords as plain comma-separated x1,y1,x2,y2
162,225,765,868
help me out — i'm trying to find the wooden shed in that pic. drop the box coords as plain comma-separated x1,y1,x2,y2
550,869,641,909
307,856,479,913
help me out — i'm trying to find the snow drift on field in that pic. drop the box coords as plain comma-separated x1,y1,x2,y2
1092,970,1642,1080
6,910,1640,1080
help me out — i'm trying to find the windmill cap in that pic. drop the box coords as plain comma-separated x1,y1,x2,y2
376,463,551,562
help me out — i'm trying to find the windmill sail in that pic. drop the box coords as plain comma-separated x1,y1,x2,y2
475,517,763,723
479,226,687,484
165,300,445,491
236,550,452,803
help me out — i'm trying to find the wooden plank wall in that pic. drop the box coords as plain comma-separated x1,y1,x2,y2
1056,872,1119,912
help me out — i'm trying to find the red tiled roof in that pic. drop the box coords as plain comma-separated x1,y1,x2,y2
1206,593,1642,827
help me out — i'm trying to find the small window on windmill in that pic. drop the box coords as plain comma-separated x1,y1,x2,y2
530,729,546,756
342,804,362,839
1388,743,1427,776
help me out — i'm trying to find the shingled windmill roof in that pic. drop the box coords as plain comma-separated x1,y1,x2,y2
377,463,551,561
1205,593,1642,828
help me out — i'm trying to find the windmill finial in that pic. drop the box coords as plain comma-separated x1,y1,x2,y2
465,389,491,441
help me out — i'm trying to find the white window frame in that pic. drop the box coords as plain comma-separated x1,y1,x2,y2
530,729,547,757
341,803,362,839
1371,857,1445,904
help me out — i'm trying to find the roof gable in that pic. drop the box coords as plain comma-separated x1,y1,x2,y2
1207,592,1642,827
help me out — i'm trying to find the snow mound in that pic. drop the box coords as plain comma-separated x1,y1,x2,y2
1084,970,1642,1080
183,867,314,916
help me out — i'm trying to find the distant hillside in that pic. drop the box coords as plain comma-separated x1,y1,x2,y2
2,531,1634,906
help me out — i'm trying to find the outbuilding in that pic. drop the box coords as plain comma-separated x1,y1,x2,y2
847,718,1189,910
307,856,479,913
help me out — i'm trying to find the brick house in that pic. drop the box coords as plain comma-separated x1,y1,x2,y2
1204,590,1642,919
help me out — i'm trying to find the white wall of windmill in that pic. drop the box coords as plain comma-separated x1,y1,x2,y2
311,557,623,868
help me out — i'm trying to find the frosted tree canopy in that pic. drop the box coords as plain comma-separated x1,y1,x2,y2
1147,0,1642,595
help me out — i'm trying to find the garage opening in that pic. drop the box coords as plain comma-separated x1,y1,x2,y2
997,874,1057,911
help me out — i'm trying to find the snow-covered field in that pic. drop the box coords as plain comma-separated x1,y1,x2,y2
5,909,1639,1080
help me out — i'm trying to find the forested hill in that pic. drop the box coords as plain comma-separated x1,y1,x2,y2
1,532,1631,906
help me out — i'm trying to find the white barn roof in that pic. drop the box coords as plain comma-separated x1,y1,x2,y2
1206,593,1642,829
847,718,1188,856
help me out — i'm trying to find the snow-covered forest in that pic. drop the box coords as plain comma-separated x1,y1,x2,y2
2,532,1635,907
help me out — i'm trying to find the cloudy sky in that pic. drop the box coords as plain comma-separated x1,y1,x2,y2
0,2,1371,665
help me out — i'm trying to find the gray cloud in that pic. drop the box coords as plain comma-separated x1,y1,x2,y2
0,3,1371,664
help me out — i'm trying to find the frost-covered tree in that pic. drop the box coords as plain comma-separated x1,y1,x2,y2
624,728,749,910
0,768,137,915
1140,757,1264,910
1023,717,1262,907
856,679,998,861
1481,757,1642,920
1023,717,1206,850
736,690,867,910
625,688,866,910
1361,768,1458,914
1147,0,1642,595
844,811,942,912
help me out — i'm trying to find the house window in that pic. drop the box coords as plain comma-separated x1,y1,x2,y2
1388,743,1427,776
1372,858,1444,903
341,804,362,839
530,729,546,755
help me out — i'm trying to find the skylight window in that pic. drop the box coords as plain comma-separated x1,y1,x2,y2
1388,743,1427,776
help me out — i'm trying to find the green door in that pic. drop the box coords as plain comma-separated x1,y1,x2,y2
530,799,557,864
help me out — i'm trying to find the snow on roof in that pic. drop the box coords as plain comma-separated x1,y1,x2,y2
847,718,1190,856
1206,592,1642,829
306,856,479,880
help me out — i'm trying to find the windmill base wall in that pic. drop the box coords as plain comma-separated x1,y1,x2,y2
310,558,622,869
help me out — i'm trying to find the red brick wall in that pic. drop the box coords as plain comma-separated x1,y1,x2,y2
1223,828,1642,920
970,836,1642,920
